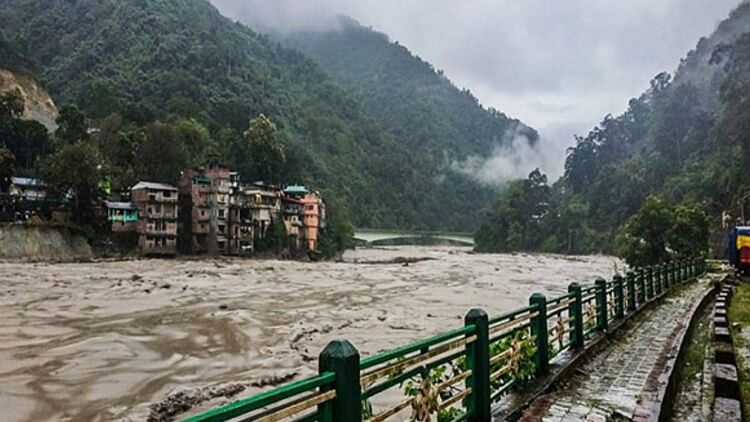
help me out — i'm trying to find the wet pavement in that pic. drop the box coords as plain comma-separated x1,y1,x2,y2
519,273,715,422
0,246,618,421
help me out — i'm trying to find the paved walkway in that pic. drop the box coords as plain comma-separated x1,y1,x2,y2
519,276,714,422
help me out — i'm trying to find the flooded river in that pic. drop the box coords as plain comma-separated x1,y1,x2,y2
0,246,619,421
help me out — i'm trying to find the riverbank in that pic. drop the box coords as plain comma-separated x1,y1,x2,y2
0,246,619,421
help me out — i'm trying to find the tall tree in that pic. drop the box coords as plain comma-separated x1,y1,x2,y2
238,114,287,184
55,105,89,144
41,141,102,223
0,147,15,192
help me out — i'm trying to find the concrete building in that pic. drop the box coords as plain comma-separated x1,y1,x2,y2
178,165,231,255
229,183,281,254
104,201,138,233
131,181,178,255
301,192,323,251
9,177,46,202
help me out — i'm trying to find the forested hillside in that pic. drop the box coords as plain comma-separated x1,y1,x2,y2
0,0,533,231
476,3,750,256
280,17,538,229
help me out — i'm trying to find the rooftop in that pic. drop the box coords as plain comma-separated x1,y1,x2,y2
104,201,136,210
284,185,309,195
131,181,178,191
11,177,46,187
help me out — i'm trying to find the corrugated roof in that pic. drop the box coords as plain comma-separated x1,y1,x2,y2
131,181,178,191
284,185,308,194
104,201,136,210
11,176,46,187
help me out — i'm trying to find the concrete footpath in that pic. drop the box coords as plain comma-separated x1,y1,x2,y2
517,274,718,421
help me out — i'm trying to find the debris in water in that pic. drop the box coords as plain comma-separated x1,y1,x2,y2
218,304,228,310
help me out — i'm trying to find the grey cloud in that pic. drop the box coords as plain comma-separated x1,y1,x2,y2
211,0,742,178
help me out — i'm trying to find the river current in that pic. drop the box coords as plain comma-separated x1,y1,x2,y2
0,246,619,421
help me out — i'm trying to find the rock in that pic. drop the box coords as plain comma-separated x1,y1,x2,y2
143,289,151,294
219,304,228,310
132,274,143,281
161,283,171,289
732,322,741,331
377,316,386,321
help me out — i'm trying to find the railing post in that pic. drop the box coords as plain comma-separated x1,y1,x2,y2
626,271,636,312
614,274,624,319
690,257,696,278
637,269,646,305
671,261,678,284
682,259,688,281
646,266,654,299
595,279,608,331
654,264,662,296
529,294,549,377
568,283,584,349
662,263,670,291
319,339,361,422
465,309,490,422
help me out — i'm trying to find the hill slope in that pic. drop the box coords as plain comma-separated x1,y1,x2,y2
476,2,750,254
0,0,534,231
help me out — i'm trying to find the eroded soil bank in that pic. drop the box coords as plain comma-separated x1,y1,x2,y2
0,246,618,421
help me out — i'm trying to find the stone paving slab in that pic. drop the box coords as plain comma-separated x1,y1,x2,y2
518,277,712,422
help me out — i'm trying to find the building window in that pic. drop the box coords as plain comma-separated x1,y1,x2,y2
163,191,172,198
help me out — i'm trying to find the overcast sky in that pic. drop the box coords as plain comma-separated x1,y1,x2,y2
212,0,742,175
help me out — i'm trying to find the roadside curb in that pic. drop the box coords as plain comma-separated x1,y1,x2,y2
637,277,719,421
712,277,744,421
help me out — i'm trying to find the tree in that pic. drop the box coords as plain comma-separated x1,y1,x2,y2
669,202,709,258
55,105,89,144
620,196,674,267
0,147,15,192
41,141,102,223
0,90,23,122
318,198,355,258
137,122,189,184
238,114,287,184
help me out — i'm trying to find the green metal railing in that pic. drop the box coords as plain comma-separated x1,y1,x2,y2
184,257,706,422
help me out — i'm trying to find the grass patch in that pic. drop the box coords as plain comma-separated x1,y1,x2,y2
729,281,750,416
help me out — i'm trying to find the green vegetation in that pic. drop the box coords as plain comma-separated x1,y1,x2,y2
0,0,534,232
728,282,750,417
620,197,709,267
477,3,750,257
283,17,537,231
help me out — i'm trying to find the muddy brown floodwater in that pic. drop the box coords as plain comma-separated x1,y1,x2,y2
0,246,620,421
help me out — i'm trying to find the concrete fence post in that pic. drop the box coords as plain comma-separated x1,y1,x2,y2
637,269,646,305
626,271,636,312
654,264,662,296
465,309,490,422
568,283,584,349
595,278,608,331
529,294,549,377
614,274,624,319
319,339,361,422
646,266,654,300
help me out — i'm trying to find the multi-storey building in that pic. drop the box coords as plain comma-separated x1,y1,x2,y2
178,165,231,255
131,181,178,255
229,183,281,254
104,201,138,233
301,192,323,251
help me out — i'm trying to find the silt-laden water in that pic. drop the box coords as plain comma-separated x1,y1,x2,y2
0,246,619,421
